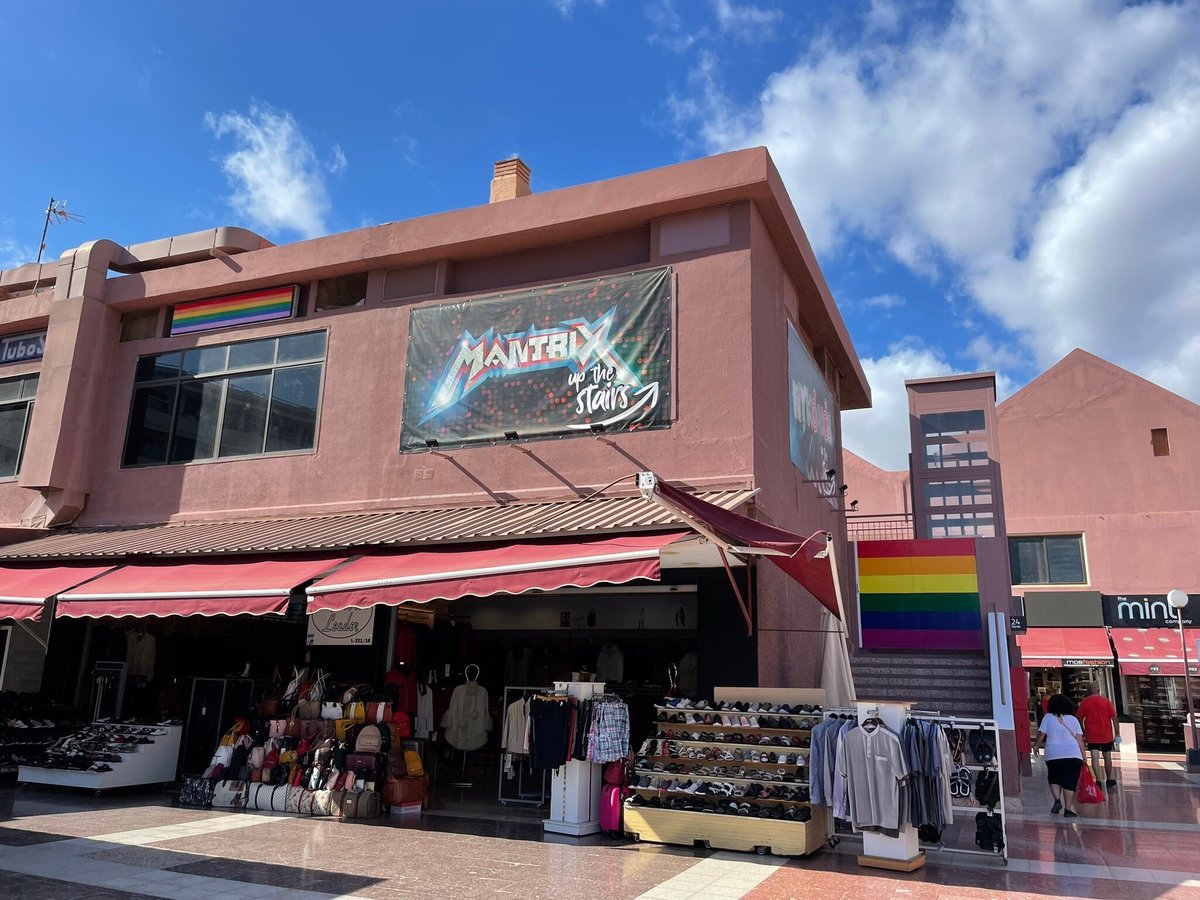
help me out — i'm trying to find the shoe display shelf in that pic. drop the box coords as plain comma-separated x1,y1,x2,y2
18,723,182,795
623,687,831,857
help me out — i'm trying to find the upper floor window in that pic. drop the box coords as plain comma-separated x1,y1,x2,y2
920,410,985,437
0,374,38,478
123,332,326,467
1009,535,1086,585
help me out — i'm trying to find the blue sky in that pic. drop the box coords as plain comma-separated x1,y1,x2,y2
3,0,1199,469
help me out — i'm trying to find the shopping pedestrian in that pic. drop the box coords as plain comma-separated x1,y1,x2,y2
1031,693,1086,819
1077,681,1120,788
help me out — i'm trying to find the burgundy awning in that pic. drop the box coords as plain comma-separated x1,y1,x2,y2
56,557,347,619
0,564,115,620
647,477,839,617
306,532,686,614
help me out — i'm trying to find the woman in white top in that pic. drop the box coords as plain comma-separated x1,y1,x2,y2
1032,693,1086,818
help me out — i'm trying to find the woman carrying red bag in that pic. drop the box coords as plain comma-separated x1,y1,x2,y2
1032,694,1086,819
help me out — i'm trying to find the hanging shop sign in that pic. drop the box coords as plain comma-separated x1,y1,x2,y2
787,322,837,505
307,607,375,646
0,330,46,365
1062,658,1114,668
169,285,298,336
856,538,983,652
401,268,672,451
1102,593,1199,629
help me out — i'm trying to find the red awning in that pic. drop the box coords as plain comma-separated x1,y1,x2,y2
56,557,347,619
647,477,839,616
307,532,686,614
1111,627,1200,676
1016,628,1113,668
0,564,116,620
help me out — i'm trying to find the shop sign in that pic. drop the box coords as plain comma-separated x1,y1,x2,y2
787,322,837,505
1063,658,1113,668
306,608,375,646
1147,664,1199,676
0,330,46,365
401,268,672,451
1102,593,1199,628
1009,614,1027,634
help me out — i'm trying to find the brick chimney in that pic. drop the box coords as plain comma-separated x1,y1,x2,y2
490,157,532,202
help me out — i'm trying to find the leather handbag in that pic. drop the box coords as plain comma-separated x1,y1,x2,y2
346,701,367,724
404,749,425,778
285,785,304,813
311,789,334,817
343,790,380,819
212,780,248,809
366,702,392,724
383,775,428,807
285,709,302,739
321,702,343,721
257,697,280,718
346,752,381,778
297,699,322,720
300,719,326,741
268,718,288,739
335,719,356,742
354,725,383,753
248,746,265,768
328,789,348,818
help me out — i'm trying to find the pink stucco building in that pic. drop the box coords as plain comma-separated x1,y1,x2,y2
0,149,869,767
845,350,1200,751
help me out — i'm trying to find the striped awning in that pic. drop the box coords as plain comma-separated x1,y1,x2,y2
0,488,757,561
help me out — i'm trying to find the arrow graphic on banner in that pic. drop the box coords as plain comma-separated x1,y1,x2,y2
568,381,660,430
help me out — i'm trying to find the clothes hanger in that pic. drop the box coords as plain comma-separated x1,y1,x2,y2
464,663,480,683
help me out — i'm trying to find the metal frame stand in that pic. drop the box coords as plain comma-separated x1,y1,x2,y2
497,685,548,806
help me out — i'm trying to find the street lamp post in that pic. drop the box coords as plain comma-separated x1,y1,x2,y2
1166,589,1200,770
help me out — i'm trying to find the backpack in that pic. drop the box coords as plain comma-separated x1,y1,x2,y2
355,724,383,753
974,811,1004,853
975,768,1000,809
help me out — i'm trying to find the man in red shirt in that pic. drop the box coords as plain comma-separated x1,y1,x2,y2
1077,682,1120,788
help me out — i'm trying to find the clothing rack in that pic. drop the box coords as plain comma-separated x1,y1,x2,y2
830,711,1008,864
498,685,548,807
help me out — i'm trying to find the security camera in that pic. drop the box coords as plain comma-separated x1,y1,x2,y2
850,499,859,510
825,468,837,479
839,484,848,494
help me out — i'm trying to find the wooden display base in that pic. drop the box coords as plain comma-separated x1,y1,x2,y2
857,851,926,872
624,804,830,857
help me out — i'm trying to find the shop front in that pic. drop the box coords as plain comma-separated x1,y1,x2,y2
1014,626,1115,730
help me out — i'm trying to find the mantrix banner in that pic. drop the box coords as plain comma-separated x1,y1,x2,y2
401,268,672,451
787,322,837,503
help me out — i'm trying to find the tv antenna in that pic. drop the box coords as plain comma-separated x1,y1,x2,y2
32,197,85,292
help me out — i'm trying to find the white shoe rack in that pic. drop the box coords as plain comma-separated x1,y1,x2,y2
18,723,182,795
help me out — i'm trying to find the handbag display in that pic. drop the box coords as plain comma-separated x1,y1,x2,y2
346,752,382,778
346,701,367,724
271,785,290,812
1077,764,1105,804
404,749,425,778
321,702,344,721
212,780,248,809
354,725,383,753
297,700,322,720
180,777,216,808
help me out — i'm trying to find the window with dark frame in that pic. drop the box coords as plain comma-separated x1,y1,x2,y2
0,373,38,478
122,332,326,467
1151,427,1170,457
1009,535,1086,585
314,273,368,311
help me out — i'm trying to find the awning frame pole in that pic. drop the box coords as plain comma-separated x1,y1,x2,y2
716,545,754,637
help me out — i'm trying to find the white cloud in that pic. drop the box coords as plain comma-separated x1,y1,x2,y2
553,0,605,18
648,0,706,52
841,342,1018,470
0,237,35,269
841,343,956,470
675,0,1200,416
205,103,332,239
712,0,782,43
967,334,1025,373
861,293,905,310
328,144,347,174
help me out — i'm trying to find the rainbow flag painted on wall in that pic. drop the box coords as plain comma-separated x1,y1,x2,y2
857,538,982,651
170,286,296,336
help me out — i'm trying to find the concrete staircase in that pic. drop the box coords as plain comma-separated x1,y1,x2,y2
849,652,993,717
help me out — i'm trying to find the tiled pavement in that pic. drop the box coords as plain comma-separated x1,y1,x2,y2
0,756,1196,899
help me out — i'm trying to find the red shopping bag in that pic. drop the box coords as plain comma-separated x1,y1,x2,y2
1077,763,1106,804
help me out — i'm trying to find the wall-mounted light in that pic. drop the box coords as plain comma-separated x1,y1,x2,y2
589,423,606,434
504,430,519,441
425,439,439,449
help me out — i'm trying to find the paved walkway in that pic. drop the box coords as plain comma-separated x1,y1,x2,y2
0,755,1196,898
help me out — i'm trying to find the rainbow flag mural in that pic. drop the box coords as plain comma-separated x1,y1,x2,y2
170,286,296,336
857,538,982,651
